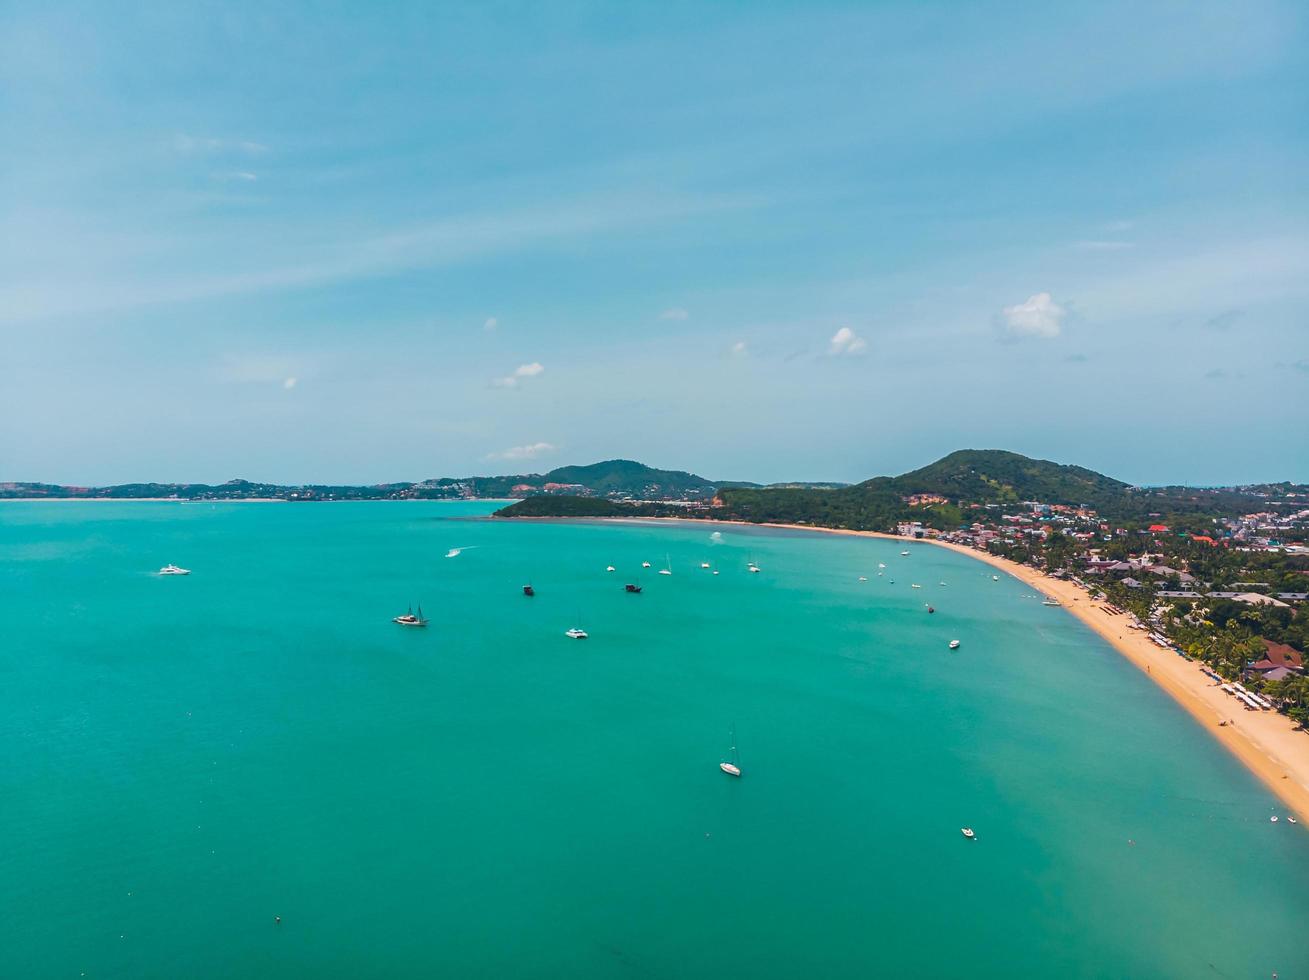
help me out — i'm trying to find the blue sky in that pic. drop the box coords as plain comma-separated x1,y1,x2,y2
2,1,1306,486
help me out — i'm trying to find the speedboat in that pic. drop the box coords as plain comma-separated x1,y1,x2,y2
961,828,976,840
159,564,190,576
393,604,428,627
1270,815,1279,823
900,550,910,556
445,548,462,558
878,563,886,569
606,565,615,572
1289,816,1299,824
565,627,588,639
858,576,867,582
992,575,999,581
949,640,960,650
911,584,922,589
642,561,652,568
747,563,760,574
700,562,711,569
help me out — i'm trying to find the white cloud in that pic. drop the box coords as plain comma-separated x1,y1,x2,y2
487,441,557,461
1001,292,1066,338
483,316,498,332
828,326,867,355
660,307,689,321
283,377,297,390
491,362,545,388
731,340,747,356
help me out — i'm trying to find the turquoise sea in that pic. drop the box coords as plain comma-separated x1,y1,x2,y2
2,501,1308,979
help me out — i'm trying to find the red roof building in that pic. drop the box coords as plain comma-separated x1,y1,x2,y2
1148,524,1169,533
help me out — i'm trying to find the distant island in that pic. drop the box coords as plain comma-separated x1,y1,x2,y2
0,458,844,504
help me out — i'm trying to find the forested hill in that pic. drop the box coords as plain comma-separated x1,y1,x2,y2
715,450,1301,531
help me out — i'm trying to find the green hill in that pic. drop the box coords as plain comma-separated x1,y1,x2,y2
887,449,1130,506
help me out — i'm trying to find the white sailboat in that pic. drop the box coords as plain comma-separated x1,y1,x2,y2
720,725,742,777
658,554,673,576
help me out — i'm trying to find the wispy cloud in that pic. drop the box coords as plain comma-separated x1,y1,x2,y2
660,307,689,321
1,189,753,325
491,362,545,388
173,134,268,155
828,326,866,355
1204,309,1242,330
211,171,258,182
1001,292,1066,338
483,316,498,332
216,354,302,385
1073,240,1133,250
731,340,747,356
486,441,557,461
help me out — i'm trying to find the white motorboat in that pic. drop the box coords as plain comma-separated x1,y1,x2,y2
606,565,615,572
900,550,910,556
1042,597,1062,607
565,627,588,639
1270,815,1279,823
858,576,867,582
158,564,190,576
992,575,999,581
642,561,652,568
961,827,976,840
949,640,960,650
700,562,711,569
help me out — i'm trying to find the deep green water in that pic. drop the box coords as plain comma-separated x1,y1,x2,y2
2,501,1308,979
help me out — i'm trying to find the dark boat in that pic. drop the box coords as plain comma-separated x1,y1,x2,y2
523,584,535,597
927,605,935,614
625,583,642,593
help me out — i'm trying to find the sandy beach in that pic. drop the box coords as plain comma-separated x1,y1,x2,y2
589,514,1309,824
749,521,1309,825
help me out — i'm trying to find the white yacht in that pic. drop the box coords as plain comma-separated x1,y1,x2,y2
642,561,652,568
1042,597,1062,607
858,576,868,582
961,827,976,840
720,725,742,777
900,550,910,557
393,604,428,627
606,565,616,572
159,564,190,576
565,627,588,640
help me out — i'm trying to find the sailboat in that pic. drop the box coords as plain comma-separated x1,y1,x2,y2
393,603,428,627
720,725,742,777
747,553,760,573
658,554,673,576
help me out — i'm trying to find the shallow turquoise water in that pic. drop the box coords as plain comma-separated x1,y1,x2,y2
2,501,1307,979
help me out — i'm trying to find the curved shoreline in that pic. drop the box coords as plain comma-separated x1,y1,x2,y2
586,514,1309,824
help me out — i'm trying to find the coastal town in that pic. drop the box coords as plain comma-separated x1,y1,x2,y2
895,491,1309,728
